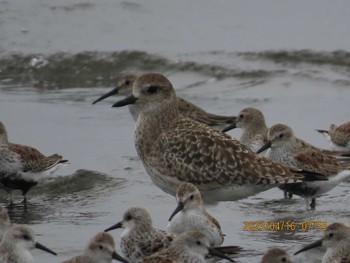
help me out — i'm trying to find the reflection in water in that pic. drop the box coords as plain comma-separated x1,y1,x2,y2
2,170,126,225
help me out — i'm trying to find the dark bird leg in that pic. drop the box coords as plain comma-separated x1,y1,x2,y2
310,198,316,210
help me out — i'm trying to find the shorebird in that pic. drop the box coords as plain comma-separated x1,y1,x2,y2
104,207,176,263
93,73,236,129
0,224,57,262
261,248,294,263
317,121,350,153
167,182,224,246
111,73,321,203
295,222,350,263
141,231,236,263
257,123,350,210
0,207,10,240
0,121,69,205
221,107,269,153
62,232,128,263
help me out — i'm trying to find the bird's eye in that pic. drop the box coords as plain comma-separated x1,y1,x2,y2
147,86,158,94
189,195,194,200
281,257,286,262
328,233,334,238
126,215,132,221
278,134,284,139
99,245,103,250
125,80,130,85
239,114,244,119
22,234,30,240
196,241,201,245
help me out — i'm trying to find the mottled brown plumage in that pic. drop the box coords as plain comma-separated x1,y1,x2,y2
317,121,350,152
141,231,236,263
0,121,68,204
167,182,225,246
104,207,176,262
258,123,350,209
261,124,349,176
112,73,314,203
222,107,269,152
261,248,294,263
9,143,65,173
93,73,236,129
62,232,127,263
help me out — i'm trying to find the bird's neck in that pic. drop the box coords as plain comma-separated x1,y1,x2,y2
135,101,179,157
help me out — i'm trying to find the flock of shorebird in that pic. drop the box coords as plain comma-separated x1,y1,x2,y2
0,72,350,262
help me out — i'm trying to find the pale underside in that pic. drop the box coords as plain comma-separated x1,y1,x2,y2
137,115,302,203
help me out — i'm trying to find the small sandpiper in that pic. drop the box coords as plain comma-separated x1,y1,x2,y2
317,121,350,153
257,123,350,210
62,232,128,263
93,73,236,129
141,231,236,263
167,182,224,246
0,224,57,262
295,222,350,263
0,121,69,205
261,248,294,263
221,107,269,153
112,73,321,203
104,207,176,262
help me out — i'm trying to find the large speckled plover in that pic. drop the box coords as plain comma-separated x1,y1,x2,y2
317,121,350,153
141,231,236,263
93,73,236,129
222,107,269,153
257,123,350,210
261,248,294,263
0,224,57,262
295,222,350,263
0,121,69,205
62,232,128,263
111,73,321,203
104,207,176,262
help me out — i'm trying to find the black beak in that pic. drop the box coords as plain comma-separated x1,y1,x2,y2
112,251,129,263
221,123,236,133
208,247,236,262
35,242,57,256
294,239,323,255
256,141,272,154
104,221,123,232
92,87,119,104
168,202,184,221
112,95,137,107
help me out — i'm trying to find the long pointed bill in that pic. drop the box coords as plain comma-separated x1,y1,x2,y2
256,141,272,154
208,247,236,262
35,242,57,256
112,95,137,107
112,251,129,263
104,221,123,232
92,87,119,104
168,202,184,221
294,239,323,255
221,123,236,133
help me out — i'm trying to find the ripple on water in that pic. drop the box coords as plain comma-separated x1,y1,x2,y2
1,169,127,225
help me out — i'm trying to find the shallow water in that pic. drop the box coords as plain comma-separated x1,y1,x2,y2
1,1,350,262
